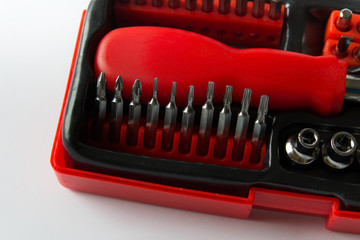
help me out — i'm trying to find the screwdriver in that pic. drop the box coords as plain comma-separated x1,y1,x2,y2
95,26,359,116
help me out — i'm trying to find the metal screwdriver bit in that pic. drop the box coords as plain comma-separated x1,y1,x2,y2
252,0,265,18
168,0,180,9
250,95,269,164
202,0,214,12
214,86,233,159
126,79,142,146
185,0,197,11
161,82,178,151
336,8,352,31
354,47,360,62
152,0,163,7
231,88,252,161
235,0,248,16
144,78,160,149
92,72,107,139
268,0,282,20
179,86,195,154
109,76,124,143
219,0,230,14
335,36,353,58
196,82,215,156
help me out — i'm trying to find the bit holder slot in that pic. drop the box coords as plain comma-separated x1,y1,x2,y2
114,0,285,48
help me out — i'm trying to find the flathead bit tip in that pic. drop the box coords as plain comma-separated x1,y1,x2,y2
170,82,177,101
153,78,158,98
224,85,233,104
188,86,194,105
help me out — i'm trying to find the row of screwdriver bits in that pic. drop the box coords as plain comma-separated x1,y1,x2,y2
286,128,360,170
91,72,269,163
120,0,283,20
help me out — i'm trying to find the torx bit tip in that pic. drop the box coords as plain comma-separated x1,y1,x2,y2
97,72,107,100
258,95,269,116
336,9,353,31
336,36,353,58
224,85,233,104
242,88,252,111
132,79,142,103
207,82,215,101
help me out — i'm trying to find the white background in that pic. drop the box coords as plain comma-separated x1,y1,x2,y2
0,0,359,239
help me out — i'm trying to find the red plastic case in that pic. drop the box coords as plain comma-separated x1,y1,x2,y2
51,9,360,234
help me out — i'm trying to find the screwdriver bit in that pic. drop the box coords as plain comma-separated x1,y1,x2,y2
219,0,230,14
269,0,282,20
109,76,124,143
92,72,107,140
196,82,215,156
144,78,160,149
126,79,142,146
179,86,195,154
336,8,352,31
250,95,269,164
168,0,180,9
231,88,252,161
185,0,197,11
235,0,248,16
161,82,178,151
202,0,214,12
252,0,265,18
214,86,233,159
335,36,353,58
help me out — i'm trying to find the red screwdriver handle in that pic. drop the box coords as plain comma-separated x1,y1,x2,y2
94,26,347,115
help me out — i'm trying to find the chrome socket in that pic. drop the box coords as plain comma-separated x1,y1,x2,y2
285,128,320,165
322,131,357,170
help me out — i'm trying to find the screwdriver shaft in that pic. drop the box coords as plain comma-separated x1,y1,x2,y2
252,0,265,18
109,76,124,143
144,78,160,149
336,8,352,31
196,82,215,156
161,82,178,151
219,0,230,14
92,72,107,140
126,79,142,146
268,0,282,20
250,95,269,164
335,36,353,58
232,88,252,161
179,86,195,154
214,86,233,159
202,0,214,12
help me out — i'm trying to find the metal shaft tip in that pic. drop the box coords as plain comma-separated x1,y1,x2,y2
206,82,215,101
97,72,107,99
114,76,123,99
170,82,177,102
132,79,142,103
269,0,282,20
224,85,233,104
336,36,353,58
336,8,352,31
258,95,269,115
152,78,158,98
187,86,194,106
241,88,252,111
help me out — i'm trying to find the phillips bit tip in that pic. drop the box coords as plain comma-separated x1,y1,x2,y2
114,76,123,100
132,79,142,104
335,36,353,58
109,76,124,143
336,8,352,31
96,72,107,100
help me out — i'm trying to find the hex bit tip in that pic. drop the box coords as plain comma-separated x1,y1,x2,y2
336,8,352,31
